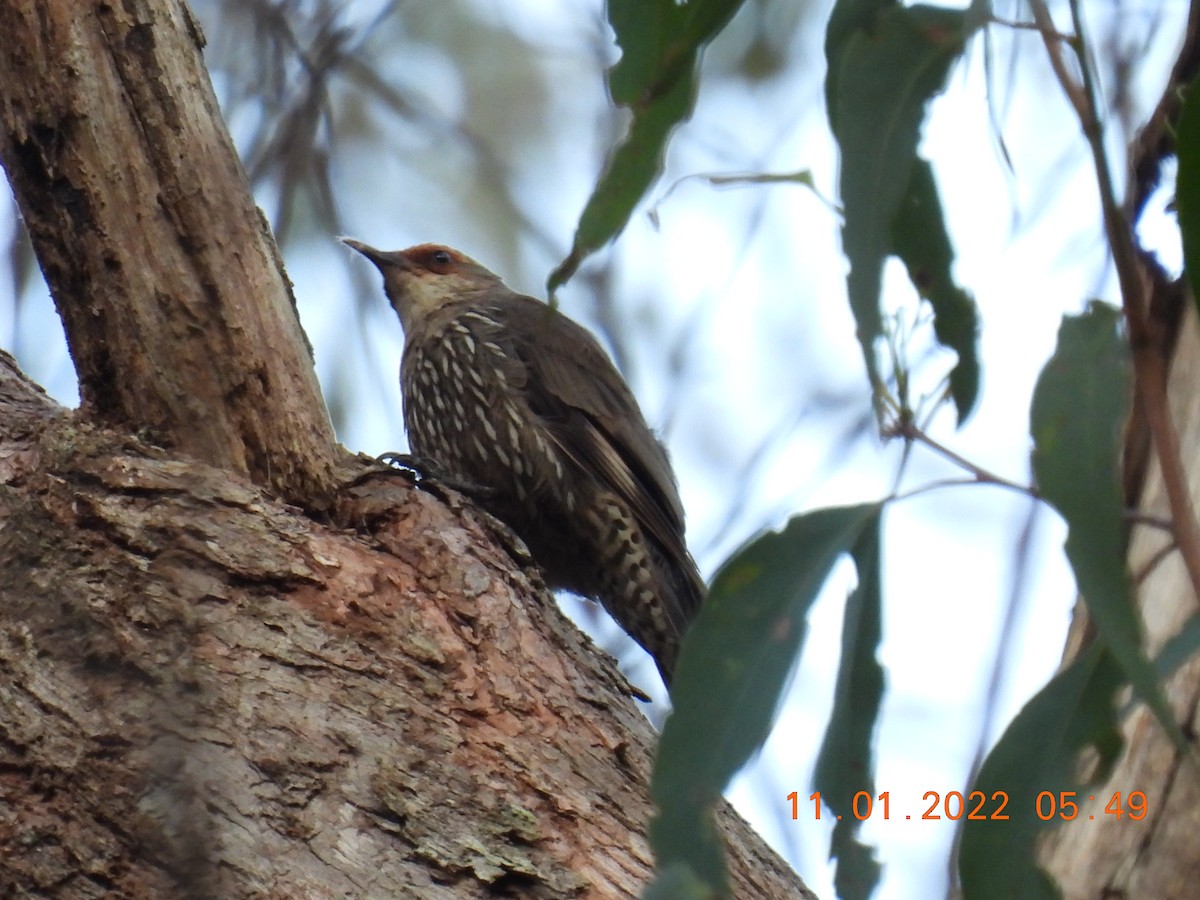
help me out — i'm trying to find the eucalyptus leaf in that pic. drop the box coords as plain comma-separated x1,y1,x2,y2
1031,303,1189,758
651,503,881,894
550,0,748,293
826,0,978,415
960,644,1124,900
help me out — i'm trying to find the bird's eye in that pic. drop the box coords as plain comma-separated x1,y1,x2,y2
432,250,453,267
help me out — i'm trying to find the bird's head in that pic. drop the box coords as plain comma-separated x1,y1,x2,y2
342,240,502,332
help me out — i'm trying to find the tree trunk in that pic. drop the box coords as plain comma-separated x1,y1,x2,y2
1039,304,1200,898
1038,6,1200,888
0,0,337,507
0,1,811,897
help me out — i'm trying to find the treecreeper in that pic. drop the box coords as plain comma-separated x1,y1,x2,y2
344,240,706,686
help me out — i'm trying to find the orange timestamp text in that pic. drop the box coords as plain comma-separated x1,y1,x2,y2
788,790,1148,822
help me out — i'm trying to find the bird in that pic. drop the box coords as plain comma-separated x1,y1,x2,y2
343,239,706,686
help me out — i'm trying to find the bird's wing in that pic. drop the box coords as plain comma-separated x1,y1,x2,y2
496,296,702,626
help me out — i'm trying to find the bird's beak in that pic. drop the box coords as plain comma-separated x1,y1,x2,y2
341,237,401,269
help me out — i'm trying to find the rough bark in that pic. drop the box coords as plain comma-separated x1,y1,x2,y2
0,353,810,898
0,1,812,897
0,0,338,507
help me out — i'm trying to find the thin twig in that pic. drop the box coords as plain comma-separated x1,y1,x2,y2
890,477,1034,504
990,15,1074,43
1026,0,1200,607
1133,539,1180,586
1063,0,1200,608
1026,0,1090,120
887,418,1037,497
1126,512,1175,533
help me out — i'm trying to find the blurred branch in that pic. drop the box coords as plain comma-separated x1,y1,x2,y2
886,417,1036,500
1120,0,1198,520
237,1,349,239
1128,0,1200,220
206,1,562,259
1026,0,1088,119
1031,0,1200,607
337,54,560,258
648,168,840,226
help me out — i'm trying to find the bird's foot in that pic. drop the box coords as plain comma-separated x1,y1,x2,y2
374,452,495,499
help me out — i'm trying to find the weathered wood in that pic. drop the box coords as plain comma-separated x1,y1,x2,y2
0,352,812,897
0,0,338,506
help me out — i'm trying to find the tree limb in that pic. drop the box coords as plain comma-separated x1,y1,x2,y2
0,0,338,506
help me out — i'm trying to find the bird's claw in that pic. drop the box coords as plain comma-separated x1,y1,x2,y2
374,452,495,499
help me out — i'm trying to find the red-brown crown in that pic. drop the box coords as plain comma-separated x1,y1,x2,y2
343,239,502,331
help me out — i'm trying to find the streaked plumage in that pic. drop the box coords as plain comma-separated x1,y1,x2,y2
344,240,705,684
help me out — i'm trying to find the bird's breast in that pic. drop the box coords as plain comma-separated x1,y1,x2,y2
400,313,570,507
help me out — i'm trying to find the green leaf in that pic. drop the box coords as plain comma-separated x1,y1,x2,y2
650,503,882,893
825,0,977,410
813,515,884,900
642,863,717,900
891,158,981,423
959,643,1124,900
825,0,894,55
1031,303,1190,757
549,0,748,293
1177,73,1200,321
1153,613,1200,682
